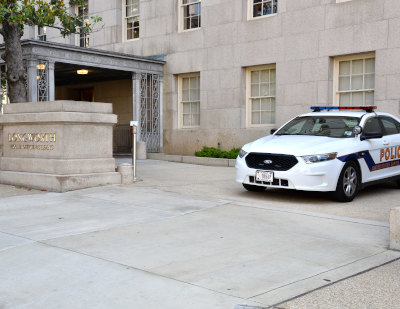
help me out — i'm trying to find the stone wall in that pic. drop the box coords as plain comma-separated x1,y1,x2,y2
15,0,400,156
100,0,400,155
0,125,2,157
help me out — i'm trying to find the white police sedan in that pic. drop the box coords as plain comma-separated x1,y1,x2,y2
236,106,400,202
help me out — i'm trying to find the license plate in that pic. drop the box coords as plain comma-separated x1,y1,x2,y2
256,170,274,182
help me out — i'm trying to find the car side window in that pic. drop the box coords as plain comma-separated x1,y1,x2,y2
379,116,400,136
363,117,382,134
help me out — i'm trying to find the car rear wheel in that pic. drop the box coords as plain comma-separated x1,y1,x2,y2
243,184,266,192
334,161,360,202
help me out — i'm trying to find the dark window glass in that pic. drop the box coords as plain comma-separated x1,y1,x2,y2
275,116,359,138
380,116,400,135
253,0,277,18
364,117,382,134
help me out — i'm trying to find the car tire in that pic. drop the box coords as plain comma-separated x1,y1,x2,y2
243,184,266,192
334,161,360,202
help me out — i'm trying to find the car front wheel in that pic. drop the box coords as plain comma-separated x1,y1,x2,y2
243,184,266,192
334,161,360,202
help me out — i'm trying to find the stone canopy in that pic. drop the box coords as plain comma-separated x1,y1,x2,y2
0,40,166,154
0,39,165,103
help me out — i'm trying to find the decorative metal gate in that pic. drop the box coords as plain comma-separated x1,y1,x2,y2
37,60,49,101
140,73,161,153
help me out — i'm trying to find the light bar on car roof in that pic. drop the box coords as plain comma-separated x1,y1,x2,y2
311,106,377,113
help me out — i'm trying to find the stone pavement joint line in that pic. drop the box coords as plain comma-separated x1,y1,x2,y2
235,305,268,309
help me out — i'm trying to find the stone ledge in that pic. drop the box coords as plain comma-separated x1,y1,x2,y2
148,153,236,167
3,101,113,114
0,171,121,193
390,207,400,251
0,157,116,175
0,112,117,124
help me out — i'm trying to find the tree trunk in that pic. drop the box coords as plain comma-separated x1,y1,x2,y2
1,21,27,103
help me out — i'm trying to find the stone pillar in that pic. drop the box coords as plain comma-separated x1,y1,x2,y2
27,60,38,102
132,72,141,140
48,61,55,101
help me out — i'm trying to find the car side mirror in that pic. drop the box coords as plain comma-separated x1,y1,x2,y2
270,129,277,135
353,125,362,136
360,131,383,141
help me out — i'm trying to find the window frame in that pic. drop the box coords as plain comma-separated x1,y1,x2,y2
123,0,140,41
247,0,278,21
36,26,47,41
333,53,375,107
246,64,277,128
179,0,201,33
178,72,201,129
75,0,90,48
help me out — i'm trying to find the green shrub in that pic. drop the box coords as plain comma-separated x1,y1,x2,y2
195,147,240,159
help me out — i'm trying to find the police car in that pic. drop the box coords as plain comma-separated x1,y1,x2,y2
236,106,400,202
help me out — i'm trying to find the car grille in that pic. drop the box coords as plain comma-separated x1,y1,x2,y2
245,153,298,171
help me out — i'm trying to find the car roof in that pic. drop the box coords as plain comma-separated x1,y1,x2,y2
298,111,387,118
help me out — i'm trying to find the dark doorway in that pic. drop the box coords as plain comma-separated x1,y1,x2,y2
79,88,94,102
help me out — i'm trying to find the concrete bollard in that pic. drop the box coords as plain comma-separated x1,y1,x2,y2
390,207,400,251
117,163,134,184
136,141,147,160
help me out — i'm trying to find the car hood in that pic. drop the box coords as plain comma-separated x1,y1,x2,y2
245,135,352,156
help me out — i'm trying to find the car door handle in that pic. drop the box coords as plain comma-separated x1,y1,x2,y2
383,140,390,146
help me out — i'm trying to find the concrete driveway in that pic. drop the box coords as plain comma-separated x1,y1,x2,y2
1,159,399,308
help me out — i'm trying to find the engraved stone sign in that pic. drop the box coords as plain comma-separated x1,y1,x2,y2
0,101,121,192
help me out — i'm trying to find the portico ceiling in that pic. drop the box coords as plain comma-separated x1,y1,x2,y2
55,63,132,86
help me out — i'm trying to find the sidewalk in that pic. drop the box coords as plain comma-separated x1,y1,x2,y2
0,159,399,308
275,258,400,309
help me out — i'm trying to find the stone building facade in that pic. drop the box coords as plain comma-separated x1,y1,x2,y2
4,0,400,155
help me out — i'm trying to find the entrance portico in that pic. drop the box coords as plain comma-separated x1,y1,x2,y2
0,39,165,153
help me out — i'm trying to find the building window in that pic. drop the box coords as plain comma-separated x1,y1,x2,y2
250,0,278,19
334,54,375,106
179,73,200,128
77,0,89,47
247,65,276,126
125,0,139,40
180,0,201,31
37,26,47,41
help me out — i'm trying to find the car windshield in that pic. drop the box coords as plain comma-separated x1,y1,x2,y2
275,116,360,138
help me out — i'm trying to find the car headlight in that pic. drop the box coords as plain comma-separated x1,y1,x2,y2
302,152,337,164
238,149,248,158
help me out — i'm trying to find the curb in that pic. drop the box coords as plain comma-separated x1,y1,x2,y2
148,153,236,167
390,207,400,251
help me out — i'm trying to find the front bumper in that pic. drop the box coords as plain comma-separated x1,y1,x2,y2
236,154,344,192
